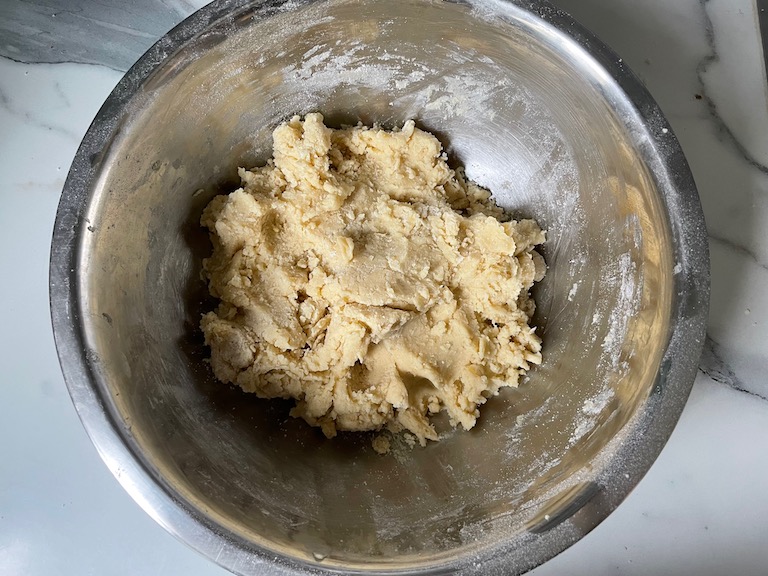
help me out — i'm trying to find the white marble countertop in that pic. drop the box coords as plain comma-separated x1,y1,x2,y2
1,0,767,574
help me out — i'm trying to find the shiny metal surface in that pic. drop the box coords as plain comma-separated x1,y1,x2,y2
49,0,709,574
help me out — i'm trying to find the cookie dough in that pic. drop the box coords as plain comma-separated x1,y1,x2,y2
201,113,546,445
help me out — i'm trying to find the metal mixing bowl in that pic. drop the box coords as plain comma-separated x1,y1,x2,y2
50,0,709,574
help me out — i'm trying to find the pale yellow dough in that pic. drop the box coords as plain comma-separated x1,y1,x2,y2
201,113,546,445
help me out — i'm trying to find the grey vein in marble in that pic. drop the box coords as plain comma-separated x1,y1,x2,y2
760,0,768,78
699,336,768,402
697,0,768,175
696,0,768,284
0,71,78,141
710,233,768,272
0,0,202,72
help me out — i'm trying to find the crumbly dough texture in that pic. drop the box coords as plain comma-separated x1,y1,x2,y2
201,113,546,445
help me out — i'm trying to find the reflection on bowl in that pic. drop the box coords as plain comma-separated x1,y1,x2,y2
50,0,709,574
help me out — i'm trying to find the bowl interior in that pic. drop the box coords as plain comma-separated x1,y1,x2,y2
76,0,674,571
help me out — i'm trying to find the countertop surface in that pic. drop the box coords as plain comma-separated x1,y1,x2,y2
1,0,767,575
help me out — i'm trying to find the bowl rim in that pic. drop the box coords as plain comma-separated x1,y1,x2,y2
49,0,710,574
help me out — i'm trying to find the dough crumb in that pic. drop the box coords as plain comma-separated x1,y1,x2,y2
200,113,546,446
371,434,391,455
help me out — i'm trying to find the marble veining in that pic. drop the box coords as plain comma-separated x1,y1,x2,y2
709,232,768,273
697,0,768,263
0,75,78,141
697,0,768,400
555,0,768,404
0,0,207,71
1,1,767,575
700,336,768,401
700,0,768,170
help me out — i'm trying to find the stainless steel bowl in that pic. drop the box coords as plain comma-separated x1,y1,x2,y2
50,0,709,574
